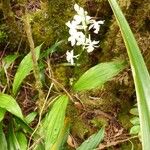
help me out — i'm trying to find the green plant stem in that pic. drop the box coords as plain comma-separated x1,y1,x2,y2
23,12,45,111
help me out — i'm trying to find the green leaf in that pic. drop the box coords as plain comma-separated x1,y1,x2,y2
0,123,7,150
130,125,140,135
40,95,68,150
25,112,37,124
0,108,6,121
108,0,150,149
73,60,126,91
77,127,105,150
51,118,70,150
15,117,33,134
7,120,21,150
12,45,41,95
40,40,63,59
130,108,139,116
2,54,18,70
16,132,27,150
130,117,140,125
0,93,24,120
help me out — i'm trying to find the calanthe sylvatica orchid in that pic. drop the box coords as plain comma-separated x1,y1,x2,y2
66,50,79,65
66,3,104,65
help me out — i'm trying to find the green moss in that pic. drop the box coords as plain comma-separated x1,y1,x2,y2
0,24,8,43
53,66,69,88
91,116,108,128
71,117,89,140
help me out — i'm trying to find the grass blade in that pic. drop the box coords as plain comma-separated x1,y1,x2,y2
108,0,150,149
0,93,24,120
12,45,41,95
40,40,63,59
73,60,126,91
40,95,68,150
77,127,105,150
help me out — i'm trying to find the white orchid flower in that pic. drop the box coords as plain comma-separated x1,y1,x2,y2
84,35,99,53
68,30,79,46
66,20,83,30
66,50,78,65
68,31,86,46
66,20,82,46
76,32,86,46
89,20,104,34
73,15,91,26
74,4,88,16
73,4,91,30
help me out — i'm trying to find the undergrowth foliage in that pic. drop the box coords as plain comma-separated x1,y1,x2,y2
0,1,149,150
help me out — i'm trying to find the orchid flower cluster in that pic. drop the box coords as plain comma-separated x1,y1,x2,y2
66,4,104,65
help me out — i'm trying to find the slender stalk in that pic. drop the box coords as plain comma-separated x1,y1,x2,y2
23,12,45,111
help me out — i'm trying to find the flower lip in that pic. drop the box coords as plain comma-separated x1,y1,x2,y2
89,20,105,34
84,35,99,53
66,50,79,65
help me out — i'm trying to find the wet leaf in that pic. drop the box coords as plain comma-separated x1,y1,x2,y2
39,95,68,150
51,118,70,150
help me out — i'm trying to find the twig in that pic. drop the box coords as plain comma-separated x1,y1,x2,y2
28,83,54,150
98,136,139,149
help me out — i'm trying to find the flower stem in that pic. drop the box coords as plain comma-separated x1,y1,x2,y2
23,12,45,112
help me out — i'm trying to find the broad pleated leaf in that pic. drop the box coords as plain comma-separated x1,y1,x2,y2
2,54,18,70
40,95,68,150
0,108,6,121
12,45,41,95
108,0,150,149
0,123,7,150
7,121,21,150
51,118,70,150
0,93,23,120
15,117,33,134
16,132,27,150
25,112,37,124
77,127,105,150
73,60,126,91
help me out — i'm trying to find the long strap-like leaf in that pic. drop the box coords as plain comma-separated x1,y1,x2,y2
108,0,150,149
